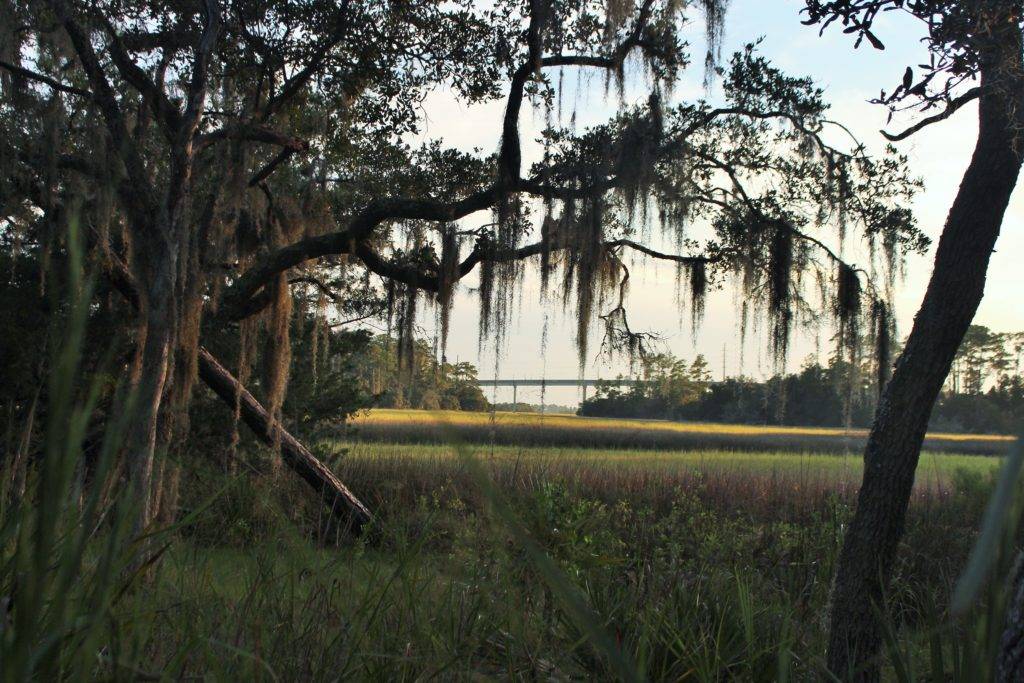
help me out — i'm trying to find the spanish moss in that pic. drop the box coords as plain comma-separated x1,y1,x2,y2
768,222,793,364
872,299,893,397
834,259,861,347
436,224,460,358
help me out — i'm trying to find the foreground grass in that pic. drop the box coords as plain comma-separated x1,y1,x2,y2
8,432,1006,680
353,408,1013,455
138,440,1001,681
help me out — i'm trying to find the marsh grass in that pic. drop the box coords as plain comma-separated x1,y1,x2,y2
353,408,1013,455
0,416,1013,680
135,443,999,680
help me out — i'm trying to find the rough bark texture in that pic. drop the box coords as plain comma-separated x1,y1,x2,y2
825,48,1024,679
126,258,176,535
196,346,373,533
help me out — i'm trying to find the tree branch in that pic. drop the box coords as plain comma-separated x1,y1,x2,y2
48,0,155,225
196,122,309,153
0,58,94,99
881,87,981,142
179,0,221,139
97,12,183,137
248,148,297,186
259,0,352,120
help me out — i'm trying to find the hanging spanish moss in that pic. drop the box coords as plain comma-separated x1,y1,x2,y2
616,93,664,225
396,283,418,373
310,291,328,386
690,260,707,330
168,271,204,442
228,317,259,472
768,222,794,364
827,157,852,247
436,224,460,358
477,245,496,346
834,261,862,359
539,209,558,293
262,272,293,463
559,196,619,366
872,299,893,397
698,0,731,83
604,0,632,37
478,196,525,357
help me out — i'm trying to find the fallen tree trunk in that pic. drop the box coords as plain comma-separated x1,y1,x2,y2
197,346,373,534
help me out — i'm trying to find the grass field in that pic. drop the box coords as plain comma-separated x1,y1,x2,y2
331,441,1001,532
341,442,999,491
351,408,1014,455
15,403,1010,680
148,416,1005,680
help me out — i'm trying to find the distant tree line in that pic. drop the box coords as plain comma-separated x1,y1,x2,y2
579,326,1023,434
351,336,490,412
492,402,578,414
932,326,1024,434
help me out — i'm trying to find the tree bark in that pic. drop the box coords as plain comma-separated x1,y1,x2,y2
125,248,177,537
196,346,373,533
825,47,1024,679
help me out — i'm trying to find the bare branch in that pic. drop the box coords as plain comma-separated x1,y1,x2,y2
248,148,297,186
196,122,309,153
0,59,94,99
97,13,183,137
181,0,221,135
881,87,981,142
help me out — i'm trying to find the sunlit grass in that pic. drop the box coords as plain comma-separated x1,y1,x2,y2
355,408,1012,441
342,441,1000,490
350,408,1012,455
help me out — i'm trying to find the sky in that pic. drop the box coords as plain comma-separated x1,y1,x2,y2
405,0,1024,406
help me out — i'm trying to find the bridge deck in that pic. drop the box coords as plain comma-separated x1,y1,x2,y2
477,378,639,387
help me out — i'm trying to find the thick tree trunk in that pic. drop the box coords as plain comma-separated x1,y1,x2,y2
825,60,1024,678
196,346,373,533
125,251,177,537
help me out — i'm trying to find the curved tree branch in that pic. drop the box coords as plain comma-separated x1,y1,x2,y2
881,86,981,142
0,59,94,99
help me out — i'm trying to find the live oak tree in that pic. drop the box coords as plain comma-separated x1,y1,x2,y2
2,1,923,558
801,1,1024,679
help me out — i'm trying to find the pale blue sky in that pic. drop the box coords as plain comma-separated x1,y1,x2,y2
408,0,1023,405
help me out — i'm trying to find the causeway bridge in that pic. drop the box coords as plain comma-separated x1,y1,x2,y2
476,377,640,403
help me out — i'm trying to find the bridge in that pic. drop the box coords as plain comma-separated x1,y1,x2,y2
476,377,640,403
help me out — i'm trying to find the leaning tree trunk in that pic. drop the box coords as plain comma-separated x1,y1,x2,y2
196,346,373,533
825,56,1024,679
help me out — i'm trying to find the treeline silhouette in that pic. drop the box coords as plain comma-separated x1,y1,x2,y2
579,327,1023,434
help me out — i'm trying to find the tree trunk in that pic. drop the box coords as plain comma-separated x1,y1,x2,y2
825,55,1024,678
196,346,373,534
125,250,177,537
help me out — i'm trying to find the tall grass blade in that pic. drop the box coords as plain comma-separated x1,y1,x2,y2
952,429,1024,616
